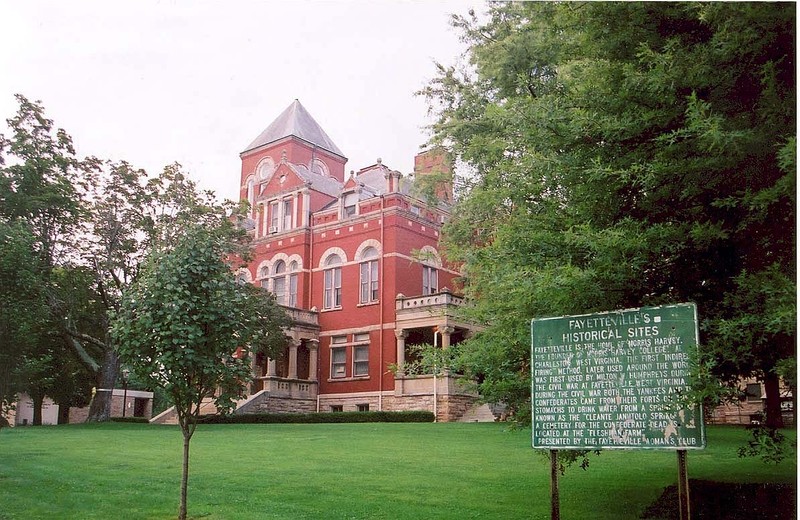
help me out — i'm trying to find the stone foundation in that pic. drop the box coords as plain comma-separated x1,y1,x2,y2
249,394,317,414
317,393,479,422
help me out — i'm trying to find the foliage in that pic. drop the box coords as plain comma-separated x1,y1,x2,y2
0,221,49,416
388,343,459,377
112,223,289,520
421,2,795,430
197,410,435,424
737,425,790,465
1,94,255,423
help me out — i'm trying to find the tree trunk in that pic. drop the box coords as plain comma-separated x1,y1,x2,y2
763,371,784,429
31,393,44,426
86,348,119,422
179,429,191,520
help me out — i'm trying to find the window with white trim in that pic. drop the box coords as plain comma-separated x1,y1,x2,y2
288,261,299,307
282,198,293,230
259,266,269,289
331,336,347,378
273,260,286,304
343,192,358,218
359,247,379,304
269,201,279,231
323,255,342,309
423,265,438,295
246,178,255,208
353,344,369,377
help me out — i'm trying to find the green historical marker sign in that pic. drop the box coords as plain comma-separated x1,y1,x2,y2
531,303,705,450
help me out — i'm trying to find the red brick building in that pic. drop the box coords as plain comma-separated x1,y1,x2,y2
231,100,485,421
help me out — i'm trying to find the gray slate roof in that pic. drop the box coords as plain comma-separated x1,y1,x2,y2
289,163,343,198
243,100,345,157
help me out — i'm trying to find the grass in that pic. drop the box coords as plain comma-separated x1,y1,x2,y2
0,423,795,519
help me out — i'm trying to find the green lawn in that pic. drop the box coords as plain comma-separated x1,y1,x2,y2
0,423,795,519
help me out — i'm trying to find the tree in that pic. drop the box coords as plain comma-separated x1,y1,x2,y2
113,223,289,520
1,95,246,423
0,221,49,419
0,95,92,421
421,3,795,427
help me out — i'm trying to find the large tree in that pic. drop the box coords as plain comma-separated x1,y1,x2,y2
0,95,91,422
113,223,289,520
421,3,795,426
1,95,244,423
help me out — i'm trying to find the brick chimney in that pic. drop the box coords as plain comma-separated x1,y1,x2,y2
413,148,453,203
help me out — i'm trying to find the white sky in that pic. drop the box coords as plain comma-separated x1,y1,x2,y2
0,1,472,202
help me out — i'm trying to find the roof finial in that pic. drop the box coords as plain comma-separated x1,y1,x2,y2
281,150,287,163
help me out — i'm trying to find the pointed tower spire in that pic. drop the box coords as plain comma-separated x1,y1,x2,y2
243,100,345,158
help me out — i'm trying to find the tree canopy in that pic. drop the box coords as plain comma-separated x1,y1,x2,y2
0,95,276,423
421,2,795,426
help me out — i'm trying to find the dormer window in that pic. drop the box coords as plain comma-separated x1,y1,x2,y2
343,192,358,218
311,158,329,176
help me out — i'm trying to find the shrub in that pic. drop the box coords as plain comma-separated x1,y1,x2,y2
197,410,434,424
110,417,150,423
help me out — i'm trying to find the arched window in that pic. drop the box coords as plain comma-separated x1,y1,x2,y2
235,268,252,285
258,157,275,181
323,255,342,309
258,265,270,289
311,158,329,177
359,247,379,304
288,261,299,307
246,177,255,208
273,260,286,304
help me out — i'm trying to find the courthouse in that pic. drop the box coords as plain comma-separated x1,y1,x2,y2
194,100,487,422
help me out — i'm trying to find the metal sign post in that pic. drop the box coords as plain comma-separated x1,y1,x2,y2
550,450,560,520
677,449,690,520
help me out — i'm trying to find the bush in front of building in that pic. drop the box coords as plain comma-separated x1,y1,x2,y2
110,417,150,423
198,410,435,424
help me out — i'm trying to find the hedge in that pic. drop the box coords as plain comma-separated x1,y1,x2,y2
197,410,435,424
109,417,150,424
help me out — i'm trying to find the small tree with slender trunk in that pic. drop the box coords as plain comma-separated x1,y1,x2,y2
112,223,288,520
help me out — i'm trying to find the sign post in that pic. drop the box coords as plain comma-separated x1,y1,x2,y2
531,303,704,517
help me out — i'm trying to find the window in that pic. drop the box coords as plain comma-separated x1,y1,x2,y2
353,333,370,377
359,247,379,303
273,261,286,304
353,346,369,376
745,383,763,402
331,336,347,379
330,405,343,413
259,266,269,289
288,261,299,307
258,157,275,180
323,255,342,309
235,269,250,285
282,199,293,230
269,201,279,231
343,192,358,218
357,404,370,412
423,266,438,295
312,158,329,176
247,178,255,208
